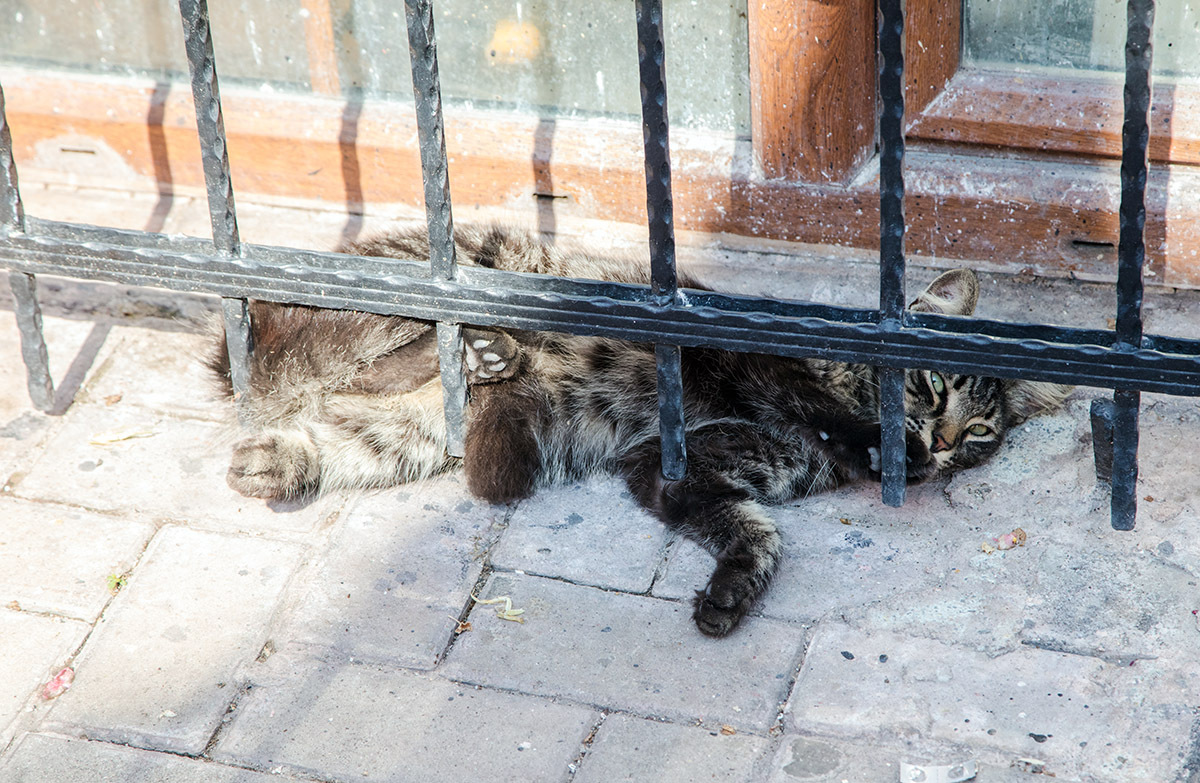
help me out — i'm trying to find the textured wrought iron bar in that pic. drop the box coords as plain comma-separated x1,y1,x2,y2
6,233,1199,396
1111,390,1140,530
0,85,23,233
29,217,1200,353
437,323,467,456
405,0,466,457
636,0,685,480
877,0,907,506
1,82,54,411
879,368,906,506
1108,0,1156,531
1089,398,1115,483
178,0,254,407
405,0,457,282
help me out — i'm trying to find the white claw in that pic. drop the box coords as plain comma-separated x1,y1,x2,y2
490,361,506,371
868,446,881,472
472,339,490,349
482,352,502,363
819,430,830,441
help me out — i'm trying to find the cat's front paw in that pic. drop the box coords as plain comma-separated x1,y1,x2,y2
227,431,318,500
463,328,521,384
692,579,755,638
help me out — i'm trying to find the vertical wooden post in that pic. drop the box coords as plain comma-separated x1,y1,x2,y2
905,0,960,115
747,0,876,184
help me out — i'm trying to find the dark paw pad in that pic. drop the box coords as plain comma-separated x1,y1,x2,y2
463,328,521,384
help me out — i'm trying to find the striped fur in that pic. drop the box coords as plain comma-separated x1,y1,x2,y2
208,226,1072,637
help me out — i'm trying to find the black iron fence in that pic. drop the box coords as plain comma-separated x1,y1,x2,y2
1,0,1190,531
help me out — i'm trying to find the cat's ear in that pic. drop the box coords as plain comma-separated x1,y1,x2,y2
908,269,979,316
1004,380,1074,424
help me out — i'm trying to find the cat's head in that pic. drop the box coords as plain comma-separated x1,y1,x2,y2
902,269,1073,480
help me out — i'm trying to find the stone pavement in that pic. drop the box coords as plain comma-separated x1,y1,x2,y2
1,175,1199,782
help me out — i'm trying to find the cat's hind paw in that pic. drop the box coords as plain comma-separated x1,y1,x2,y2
227,431,318,500
463,328,521,384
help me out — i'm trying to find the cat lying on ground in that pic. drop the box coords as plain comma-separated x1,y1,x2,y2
208,225,1071,637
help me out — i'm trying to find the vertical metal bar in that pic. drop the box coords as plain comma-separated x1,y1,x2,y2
877,0,907,507
405,0,466,457
1089,398,1115,483
1108,0,1155,531
1111,390,1140,530
178,0,254,405
636,0,686,481
1,83,55,411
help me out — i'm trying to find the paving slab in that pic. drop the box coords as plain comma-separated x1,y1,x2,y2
785,624,1198,783
79,325,228,422
652,479,970,627
13,404,335,534
0,733,300,783
42,526,303,755
490,477,667,592
279,476,504,669
0,497,154,621
766,734,1046,783
215,654,597,782
574,713,771,783
0,313,107,486
0,612,89,742
441,572,805,731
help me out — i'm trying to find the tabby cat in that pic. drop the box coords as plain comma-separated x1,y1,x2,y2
208,226,1071,637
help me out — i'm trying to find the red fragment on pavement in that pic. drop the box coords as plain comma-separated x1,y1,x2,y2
41,667,74,700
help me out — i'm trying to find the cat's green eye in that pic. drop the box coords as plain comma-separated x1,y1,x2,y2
967,423,993,437
929,372,945,395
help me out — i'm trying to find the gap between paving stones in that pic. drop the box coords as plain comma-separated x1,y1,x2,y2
0,511,156,752
563,712,609,782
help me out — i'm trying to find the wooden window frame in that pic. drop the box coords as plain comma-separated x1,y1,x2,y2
3,0,1199,288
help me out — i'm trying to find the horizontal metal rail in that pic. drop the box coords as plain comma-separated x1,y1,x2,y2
2,221,1198,397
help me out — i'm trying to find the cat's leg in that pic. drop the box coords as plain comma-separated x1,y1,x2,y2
225,378,455,499
463,379,547,504
309,378,457,491
621,427,795,638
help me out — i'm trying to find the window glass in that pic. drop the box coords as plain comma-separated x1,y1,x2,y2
338,0,750,133
965,0,1200,78
0,0,309,88
0,0,750,133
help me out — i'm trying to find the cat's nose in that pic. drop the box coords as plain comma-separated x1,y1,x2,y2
930,432,952,453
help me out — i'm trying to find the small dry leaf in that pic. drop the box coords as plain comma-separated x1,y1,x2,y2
839,518,852,526
449,615,473,634
89,427,157,446
472,594,526,623
720,725,737,736
103,394,123,406
6,600,21,611
980,542,997,555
